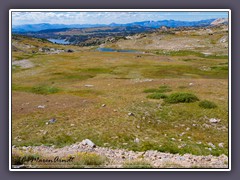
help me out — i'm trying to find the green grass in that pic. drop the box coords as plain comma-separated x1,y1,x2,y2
73,152,107,168
211,66,228,71
12,151,40,165
146,93,168,99
154,50,228,59
199,100,217,109
12,32,229,160
31,85,60,95
123,160,153,168
143,85,172,94
161,162,185,168
142,64,228,79
165,92,199,103
12,84,61,95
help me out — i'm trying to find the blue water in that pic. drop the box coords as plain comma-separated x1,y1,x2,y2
97,48,138,53
47,38,70,45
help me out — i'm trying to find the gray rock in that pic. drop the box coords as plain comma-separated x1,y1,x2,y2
179,132,186,136
48,118,56,124
208,142,216,149
37,105,45,109
209,118,220,123
128,112,135,116
218,143,224,148
82,139,96,148
84,84,94,87
134,138,140,143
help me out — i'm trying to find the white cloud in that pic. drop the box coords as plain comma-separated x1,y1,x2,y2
12,11,228,25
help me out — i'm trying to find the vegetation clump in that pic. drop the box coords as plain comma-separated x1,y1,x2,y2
123,160,153,168
146,93,168,99
12,150,40,165
73,152,107,167
144,85,172,93
165,92,199,103
199,100,217,109
31,85,60,95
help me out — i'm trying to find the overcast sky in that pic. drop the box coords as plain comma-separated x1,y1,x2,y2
12,11,228,26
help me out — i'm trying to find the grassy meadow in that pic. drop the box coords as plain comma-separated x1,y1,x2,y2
12,29,229,159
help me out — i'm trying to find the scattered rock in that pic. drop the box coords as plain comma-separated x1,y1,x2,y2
101,104,106,107
208,142,216,149
171,138,176,141
219,36,227,43
37,105,45,109
84,84,94,87
218,143,224,148
48,118,56,124
70,124,75,127
189,83,193,86
186,127,190,131
196,141,202,145
134,138,140,143
81,139,96,148
12,140,228,168
209,118,220,123
202,123,211,128
128,112,135,116
179,132,186,136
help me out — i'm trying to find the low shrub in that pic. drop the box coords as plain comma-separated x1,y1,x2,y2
165,92,199,103
146,93,168,99
199,100,217,109
31,85,60,95
73,152,107,167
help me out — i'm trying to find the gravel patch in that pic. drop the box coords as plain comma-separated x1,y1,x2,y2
12,140,228,168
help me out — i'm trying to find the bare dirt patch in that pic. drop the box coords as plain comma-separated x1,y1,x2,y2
12,59,34,69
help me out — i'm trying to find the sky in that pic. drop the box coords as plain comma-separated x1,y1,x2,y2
12,11,229,26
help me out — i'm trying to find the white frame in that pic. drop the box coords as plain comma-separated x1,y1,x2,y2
9,9,231,171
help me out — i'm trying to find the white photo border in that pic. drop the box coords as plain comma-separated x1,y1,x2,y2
9,9,231,171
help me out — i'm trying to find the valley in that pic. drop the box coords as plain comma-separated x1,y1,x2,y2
11,19,229,168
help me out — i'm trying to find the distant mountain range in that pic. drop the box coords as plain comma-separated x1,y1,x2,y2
12,19,221,33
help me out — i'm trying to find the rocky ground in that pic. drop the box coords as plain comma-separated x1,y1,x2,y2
12,139,228,169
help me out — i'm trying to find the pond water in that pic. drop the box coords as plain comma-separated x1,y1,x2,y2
97,47,138,53
47,38,70,45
